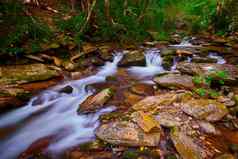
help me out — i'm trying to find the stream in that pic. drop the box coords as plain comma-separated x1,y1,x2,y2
0,40,228,159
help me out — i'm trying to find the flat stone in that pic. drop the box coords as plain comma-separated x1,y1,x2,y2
78,88,114,113
0,64,60,85
131,111,160,133
96,121,160,146
181,99,228,122
154,74,194,90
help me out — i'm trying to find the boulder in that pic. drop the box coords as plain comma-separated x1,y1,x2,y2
96,121,160,146
119,50,145,66
78,88,114,113
176,62,238,83
171,128,220,159
0,64,60,85
181,99,228,122
215,154,236,159
171,129,204,159
154,74,195,89
131,111,160,133
132,92,192,112
192,56,217,63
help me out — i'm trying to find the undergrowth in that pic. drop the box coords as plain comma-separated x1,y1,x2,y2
0,0,235,56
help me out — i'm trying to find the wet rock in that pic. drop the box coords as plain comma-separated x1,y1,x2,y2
78,88,114,113
62,61,77,71
132,93,178,112
123,91,144,106
130,83,154,96
59,85,73,94
215,154,235,159
181,99,228,122
160,48,176,57
171,128,204,159
0,64,60,85
177,62,238,83
131,111,160,133
119,50,145,66
132,92,192,112
198,121,221,135
67,151,113,159
217,96,236,107
192,56,217,63
82,43,98,54
176,49,193,56
96,121,161,146
156,109,183,128
154,74,194,90
171,128,218,159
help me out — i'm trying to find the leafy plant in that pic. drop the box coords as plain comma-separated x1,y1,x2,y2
192,70,228,97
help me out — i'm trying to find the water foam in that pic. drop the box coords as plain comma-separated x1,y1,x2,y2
208,52,226,64
127,48,165,79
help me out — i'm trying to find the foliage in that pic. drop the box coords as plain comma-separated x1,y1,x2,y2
192,70,228,97
0,0,234,56
0,1,52,55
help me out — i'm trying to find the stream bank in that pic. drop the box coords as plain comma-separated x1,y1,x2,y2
0,37,238,159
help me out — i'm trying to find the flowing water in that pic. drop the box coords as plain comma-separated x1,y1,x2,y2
0,53,123,159
0,50,166,159
208,52,226,64
127,48,164,80
0,46,226,159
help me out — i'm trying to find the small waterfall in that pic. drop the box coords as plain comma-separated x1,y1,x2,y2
127,48,165,80
170,37,195,48
0,53,123,159
208,52,226,64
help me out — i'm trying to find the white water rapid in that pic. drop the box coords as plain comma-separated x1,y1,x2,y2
0,53,123,159
208,52,226,64
127,48,165,80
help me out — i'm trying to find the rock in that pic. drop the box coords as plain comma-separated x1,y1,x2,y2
176,49,193,56
177,62,238,83
132,93,178,112
217,96,236,107
0,64,60,85
119,50,145,66
181,99,228,122
59,85,73,94
131,111,160,133
171,128,204,159
198,121,221,135
130,83,154,96
154,74,195,90
63,61,76,71
67,151,113,159
132,92,192,112
160,48,176,57
156,113,182,127
82,43,98,54
192,56,218,63
171,128,218,159
96,121,160,146
215,154,235,159
123,91,144,106
52,56,62,66
78,88,114,113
